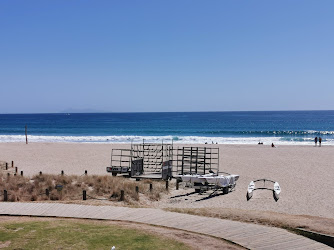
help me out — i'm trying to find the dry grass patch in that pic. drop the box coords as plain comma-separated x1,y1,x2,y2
165,207,334,236
0,172,169,205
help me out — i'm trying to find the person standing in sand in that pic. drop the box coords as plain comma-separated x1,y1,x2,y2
319,137,322,147
314,137,318,146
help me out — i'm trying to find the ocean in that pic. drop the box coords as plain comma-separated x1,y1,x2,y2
0,111,334,145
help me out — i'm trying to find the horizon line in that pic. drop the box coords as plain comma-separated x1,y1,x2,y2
1,109,334,115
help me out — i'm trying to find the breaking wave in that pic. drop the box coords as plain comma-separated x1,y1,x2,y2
198,130,334,135
1,134,333,145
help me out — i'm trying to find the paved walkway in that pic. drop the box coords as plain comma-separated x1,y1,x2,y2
0,202,330,249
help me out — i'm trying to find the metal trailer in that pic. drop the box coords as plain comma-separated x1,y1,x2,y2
105,143,235,195
174,146,219,176
106,142,173,180
173,146,221,193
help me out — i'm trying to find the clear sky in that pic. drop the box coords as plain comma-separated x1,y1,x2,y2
1,1,333,113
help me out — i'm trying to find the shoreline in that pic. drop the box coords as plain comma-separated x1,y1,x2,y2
1,140,333,146
1,134,333,145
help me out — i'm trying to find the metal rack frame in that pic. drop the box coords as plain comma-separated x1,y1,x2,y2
107,142,173,179
173,146,219,176
107,143,220,181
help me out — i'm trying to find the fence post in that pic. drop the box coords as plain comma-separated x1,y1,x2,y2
120,190,124,201
25,125,28,144
15,167,18,173
166,180,169,190
46,189,49,198
4,190,8,202
85,170,87,175
20,171,23,176
11,161,14,168
83,190,87,200
176,179,180,190
5,163,8,170
150,183,153,192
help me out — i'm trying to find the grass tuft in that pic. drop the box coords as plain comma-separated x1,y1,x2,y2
0,171,168,204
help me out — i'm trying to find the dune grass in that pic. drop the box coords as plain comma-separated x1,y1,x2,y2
0,220,189,250
0,171,168,204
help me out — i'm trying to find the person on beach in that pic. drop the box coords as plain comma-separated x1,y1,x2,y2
271,143,276,148
319,137,322,146
314,137,318,146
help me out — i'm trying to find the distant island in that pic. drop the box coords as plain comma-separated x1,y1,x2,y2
60,108,109,113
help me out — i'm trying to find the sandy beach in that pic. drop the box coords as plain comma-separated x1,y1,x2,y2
1,142,333,219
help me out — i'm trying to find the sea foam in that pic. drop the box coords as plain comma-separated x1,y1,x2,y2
0,135,333,145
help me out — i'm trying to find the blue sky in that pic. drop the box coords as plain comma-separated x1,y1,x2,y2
1,1,333,113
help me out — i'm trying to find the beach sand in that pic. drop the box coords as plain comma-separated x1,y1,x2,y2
1,142,333,219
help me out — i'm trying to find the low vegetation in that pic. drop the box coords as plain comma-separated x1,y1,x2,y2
0,220,188,249
0,169,168,205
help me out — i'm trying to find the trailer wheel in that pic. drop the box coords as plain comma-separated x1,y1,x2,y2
223,186,229,194
112,173,117,176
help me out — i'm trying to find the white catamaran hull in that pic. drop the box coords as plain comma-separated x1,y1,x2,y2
199,174,239,187
175,173,239,188
179,173,214,184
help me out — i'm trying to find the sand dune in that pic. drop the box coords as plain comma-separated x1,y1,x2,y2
1,142,333,219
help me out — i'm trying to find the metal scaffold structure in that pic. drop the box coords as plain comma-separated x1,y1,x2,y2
106,142,173,180
173,146,239,194
106,142,239,194
174,146,219,176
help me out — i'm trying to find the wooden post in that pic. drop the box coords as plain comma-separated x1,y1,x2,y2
166,180,169,190
135,186,139,193
150,183,153,192
4,190,8,202
46,189,49,198
12,161,14,168
120,190,124,201
85,170,87,175
176,179,180,190
83,190,87,200
20,171,23,176
5,163,8,170
15,167,17,173
25,125,28,144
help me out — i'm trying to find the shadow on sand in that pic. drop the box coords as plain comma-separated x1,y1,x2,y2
170,191,197,199
194,191,226,202
170,190,231,202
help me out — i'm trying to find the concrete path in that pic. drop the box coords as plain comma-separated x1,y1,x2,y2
0,202,330,249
